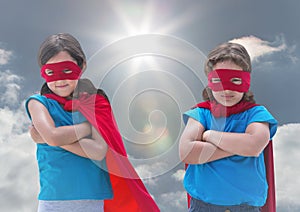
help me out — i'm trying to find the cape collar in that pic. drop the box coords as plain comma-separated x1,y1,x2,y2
195,100,258,117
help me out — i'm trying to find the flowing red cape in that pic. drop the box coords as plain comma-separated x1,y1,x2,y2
45,93,160,212
185,101,276,212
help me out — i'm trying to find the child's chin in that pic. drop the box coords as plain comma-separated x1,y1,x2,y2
221,101,236,107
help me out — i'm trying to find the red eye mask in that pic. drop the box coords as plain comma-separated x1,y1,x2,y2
41,61,82,82
208,69,251,92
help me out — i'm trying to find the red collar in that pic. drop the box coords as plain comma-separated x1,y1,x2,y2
194,100,258,117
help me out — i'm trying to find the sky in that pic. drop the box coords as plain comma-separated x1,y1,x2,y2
0,0,300,211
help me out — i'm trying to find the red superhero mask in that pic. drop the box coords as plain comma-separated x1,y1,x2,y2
41,61,82,82
208,69,250,92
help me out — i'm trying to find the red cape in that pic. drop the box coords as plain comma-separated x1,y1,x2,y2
46,93,160,212
185,101,276,212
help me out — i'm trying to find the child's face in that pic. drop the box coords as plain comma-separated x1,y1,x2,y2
211,60,244,107
46,51,79,97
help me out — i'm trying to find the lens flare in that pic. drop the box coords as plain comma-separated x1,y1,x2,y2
80,34,207,178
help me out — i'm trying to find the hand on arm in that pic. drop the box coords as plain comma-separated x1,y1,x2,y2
202,122,270,157
29,116,107,160
28,99,108,160
179,118,234,164
61,126,108,161
29,125,45,143
28,99,91,146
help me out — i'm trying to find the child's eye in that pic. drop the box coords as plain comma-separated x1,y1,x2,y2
231,78,242,85
211,78,221,83
45,69,54,76
63,69,73,74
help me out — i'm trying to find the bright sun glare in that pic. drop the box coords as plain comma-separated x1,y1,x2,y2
103,1,194,39
99,1,196,74
86,2,201,168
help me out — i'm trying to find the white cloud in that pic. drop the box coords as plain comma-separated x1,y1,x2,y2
0,68,38,211
0,71,27,141
229,35,287,61
0,105,39,212
135,162,170,185
0,133,38,212
160,191,187,211
0,48,12,65
0,70,23,106
171,169,185,182
273,123,300,209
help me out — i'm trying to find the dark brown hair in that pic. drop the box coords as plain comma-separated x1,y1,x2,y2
38,33,108,100
203,42,255,103
38,33,86,69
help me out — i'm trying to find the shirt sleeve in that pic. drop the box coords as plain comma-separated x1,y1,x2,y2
183,107,210,129
247,106,278,139
25,94,49,120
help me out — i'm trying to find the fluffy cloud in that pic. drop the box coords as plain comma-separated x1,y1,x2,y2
0,48,12,65
273,123,300,210
0,47,22,107
0,105,39,212
0,70,23,106
160,191,187,211
171,169,185,182
0,132,38,212
0,68,38,211
229,35,287,61
0,106,28,142
135,162,169,186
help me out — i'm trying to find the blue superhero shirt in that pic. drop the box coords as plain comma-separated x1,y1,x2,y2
183,105,277,206
25,94,113,200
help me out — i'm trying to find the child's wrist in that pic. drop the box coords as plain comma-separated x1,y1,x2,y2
77,122,91,139
205,130,223,147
